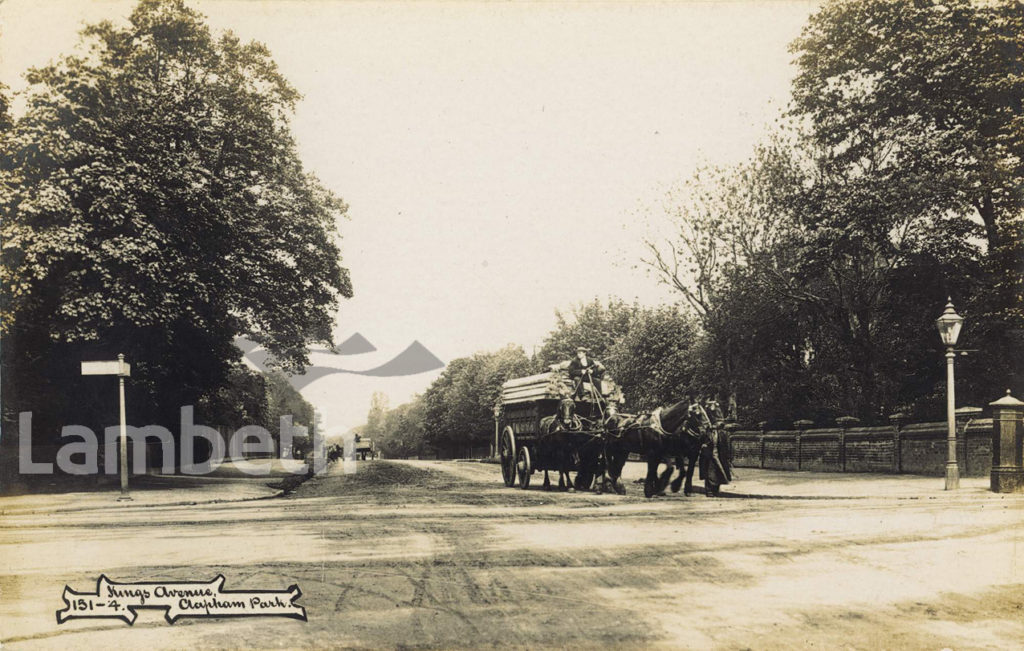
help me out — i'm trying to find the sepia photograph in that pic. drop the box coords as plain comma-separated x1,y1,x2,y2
1,0,1022,648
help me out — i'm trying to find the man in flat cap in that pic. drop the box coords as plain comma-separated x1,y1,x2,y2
552,347,606,401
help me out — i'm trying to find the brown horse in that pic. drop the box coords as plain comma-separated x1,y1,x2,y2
537,398,580,491
602,398,704,498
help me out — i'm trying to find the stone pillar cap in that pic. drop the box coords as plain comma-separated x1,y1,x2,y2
989,390,1024,408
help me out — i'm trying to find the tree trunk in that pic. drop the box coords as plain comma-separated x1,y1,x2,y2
976,193,1000,253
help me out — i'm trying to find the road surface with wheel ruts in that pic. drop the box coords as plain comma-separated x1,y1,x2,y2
1,459,1022,649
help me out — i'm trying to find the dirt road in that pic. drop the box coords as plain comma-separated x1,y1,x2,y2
2,460,1022,649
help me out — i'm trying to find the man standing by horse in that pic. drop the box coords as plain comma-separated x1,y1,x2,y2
699,392,733,496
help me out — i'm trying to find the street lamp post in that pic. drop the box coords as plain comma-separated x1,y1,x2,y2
936,298,964,490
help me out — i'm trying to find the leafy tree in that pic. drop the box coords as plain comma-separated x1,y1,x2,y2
791,0,1024,255
377,400,428,459
789,0,1024,383
645,131,992,424
265,370,314,433
605,305,700,411
420,345,532,458
0,0,351,444
644,141,806,418
0,82,12,134
699,267,810,426
363,391,389,443
535,298,637,367
785,0,1024,416
200,362,268,433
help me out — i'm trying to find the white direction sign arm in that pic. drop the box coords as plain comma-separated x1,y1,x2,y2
81,360,131,376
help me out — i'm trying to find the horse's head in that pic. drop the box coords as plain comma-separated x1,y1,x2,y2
557,397,576,425
603,408,627,437
682,401,712,436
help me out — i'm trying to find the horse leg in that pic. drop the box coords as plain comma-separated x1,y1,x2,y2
596,446,611,494
683,449,698,496
563,446,575,491
601,445,623,495
558,449,570,491
609,449,626,495
670,458,685,493
593,452,606,494
613,471,626,495
597,465,612,495
656,459,674,496
561,447,574,491
561,452,577,493
644,456,660,498
543,469,551,491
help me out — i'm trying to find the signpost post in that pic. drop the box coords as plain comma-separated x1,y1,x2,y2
82,354,132,501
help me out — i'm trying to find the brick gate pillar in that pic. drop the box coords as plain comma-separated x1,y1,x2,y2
989,391,1024,493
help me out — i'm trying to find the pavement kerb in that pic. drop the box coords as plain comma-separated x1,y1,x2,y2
0,483,285,518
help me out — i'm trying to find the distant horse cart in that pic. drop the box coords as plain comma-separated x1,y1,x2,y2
355,437,375,461
495,371,622,491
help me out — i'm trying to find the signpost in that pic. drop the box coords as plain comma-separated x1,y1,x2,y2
82,354,132,501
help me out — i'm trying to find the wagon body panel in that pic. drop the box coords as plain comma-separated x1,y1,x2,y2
496,371,622,485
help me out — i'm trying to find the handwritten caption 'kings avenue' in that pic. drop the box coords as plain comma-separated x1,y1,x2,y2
57,575,306,625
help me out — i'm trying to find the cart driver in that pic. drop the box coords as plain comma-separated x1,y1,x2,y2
551,347,606,401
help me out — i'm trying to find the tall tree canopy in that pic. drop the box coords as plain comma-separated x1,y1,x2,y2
789,0,1024,349
645,0,1023,425
420,345,532,457
604,304,701,412
788,0,1023,417
535,298,637,367
790,0,1024,256
1,0,351,439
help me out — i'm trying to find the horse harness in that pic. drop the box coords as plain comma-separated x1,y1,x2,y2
606,407,702,449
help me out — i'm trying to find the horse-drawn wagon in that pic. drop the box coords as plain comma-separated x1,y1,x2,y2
495,371,622,490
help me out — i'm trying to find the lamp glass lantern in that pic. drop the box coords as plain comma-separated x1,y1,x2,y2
935,299,963,348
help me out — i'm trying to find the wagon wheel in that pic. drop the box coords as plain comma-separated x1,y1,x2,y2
499,426,517,487
516,446,532,490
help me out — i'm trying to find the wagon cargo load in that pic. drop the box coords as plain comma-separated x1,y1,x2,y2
498,371,573,405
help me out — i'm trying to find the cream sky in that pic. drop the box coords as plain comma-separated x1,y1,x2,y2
1,0,818,434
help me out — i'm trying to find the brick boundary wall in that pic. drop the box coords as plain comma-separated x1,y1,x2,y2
730,418,993,476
